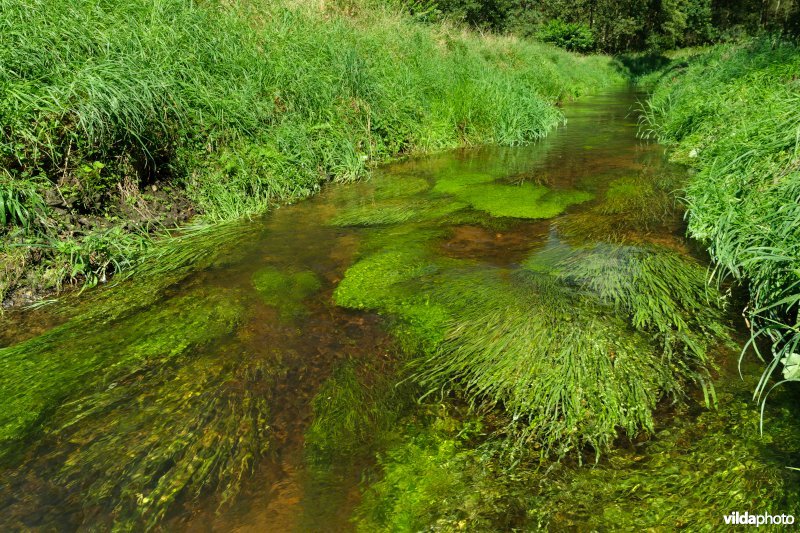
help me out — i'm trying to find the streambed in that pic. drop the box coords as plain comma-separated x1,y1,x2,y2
1,88,798,531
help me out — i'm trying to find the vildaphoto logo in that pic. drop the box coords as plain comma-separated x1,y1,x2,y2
723,511,795,526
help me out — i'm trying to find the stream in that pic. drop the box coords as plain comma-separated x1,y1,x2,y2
1,87,799,531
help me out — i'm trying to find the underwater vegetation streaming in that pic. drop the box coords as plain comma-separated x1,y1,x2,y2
3,87,799,531
354,369,800,531
336,233,729,456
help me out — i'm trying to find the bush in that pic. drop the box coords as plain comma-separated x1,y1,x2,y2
539,19,596,53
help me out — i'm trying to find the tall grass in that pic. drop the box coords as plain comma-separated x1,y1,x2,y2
0,0,621,217
640,38,800,405
0,0,622,301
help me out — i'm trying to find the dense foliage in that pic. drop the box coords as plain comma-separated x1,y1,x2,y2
412,0,800,51
641,38,800,405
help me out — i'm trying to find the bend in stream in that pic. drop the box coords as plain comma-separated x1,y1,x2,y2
1,87,799,531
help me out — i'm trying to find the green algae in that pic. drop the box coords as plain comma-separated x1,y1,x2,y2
253,267,322,320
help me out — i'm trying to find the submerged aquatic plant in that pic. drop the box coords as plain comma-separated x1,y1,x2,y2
432,169,594,219
329,199,466,227
557,173,684,242
336,232,729,457
252,266,322,319
355,369,800,531
305,359,410,462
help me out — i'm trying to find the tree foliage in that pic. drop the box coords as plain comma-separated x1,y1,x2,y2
414,0,800,51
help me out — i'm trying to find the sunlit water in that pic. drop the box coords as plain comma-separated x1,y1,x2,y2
1,87,798,531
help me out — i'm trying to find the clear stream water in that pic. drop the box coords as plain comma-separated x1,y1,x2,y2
1,87,798,531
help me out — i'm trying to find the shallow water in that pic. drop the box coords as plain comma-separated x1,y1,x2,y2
1,87,798,531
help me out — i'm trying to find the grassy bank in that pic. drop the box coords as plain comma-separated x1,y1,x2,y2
640,38,800,398
0,0,622,305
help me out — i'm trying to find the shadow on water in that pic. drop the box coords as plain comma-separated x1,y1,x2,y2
1,86,798,531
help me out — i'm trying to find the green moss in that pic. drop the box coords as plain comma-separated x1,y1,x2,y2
252,267,322,319
431,172,594,219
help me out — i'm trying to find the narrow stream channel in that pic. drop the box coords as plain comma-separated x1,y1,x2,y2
2,87,798,531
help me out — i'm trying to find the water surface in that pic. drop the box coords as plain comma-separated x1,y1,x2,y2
1,87,798,531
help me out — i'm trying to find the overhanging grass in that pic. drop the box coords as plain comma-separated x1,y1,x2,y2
0,0,624,301
640,38,800,400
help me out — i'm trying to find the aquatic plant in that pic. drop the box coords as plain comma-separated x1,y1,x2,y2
557,173,684,242
453,183,593,219
305,360,410,462
354,411,510,533
0,224,277,528
0,290,243,461
372,175,431,199
355,370,800,531
336,222,729,456
252,266,322,319
432,169,594,219
328,199,466,227
414,268,683,456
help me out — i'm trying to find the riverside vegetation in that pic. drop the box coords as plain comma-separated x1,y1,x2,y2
0,0,621,305
2,0,800,531
640,37,800,413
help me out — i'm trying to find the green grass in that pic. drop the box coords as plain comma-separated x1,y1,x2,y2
640,38,800,401
0,0,623,301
